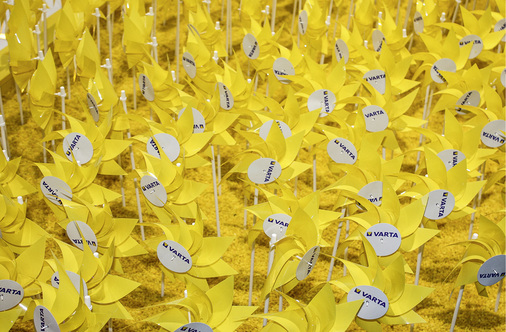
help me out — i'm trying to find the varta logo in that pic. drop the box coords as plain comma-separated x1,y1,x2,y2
457,91,472,112
366,232,372,236
248,42,258,58
368,196,382,203
273,69,287,76
482,131,505,144
414,16,423,22
364,110,385,118
479,272,503,278
149,138,159,153
354,288,361,294
267,218,289,227
306,249,318,275
365,74,385,82
333,139,340,144
451,152,458,166
162,242,168,248
433,65,447,82
169,246,191,265
142,180,161,192
337,142,356,160
437,193,449,218
459,39,482,46
183,56,195,67
65,134,81,156
270,161,276,165
180,327,201,332
193,124,204,129
443,192,448,197
371,231,399,238
39,308,45,330
354,288,387,307
0,287,22,296
264,162,276,182
72,239,97,247
322,91,330,112
42,181,62,204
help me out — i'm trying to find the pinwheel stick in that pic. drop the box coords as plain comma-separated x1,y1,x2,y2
0,115,7,160
55,86,66,130
42,4,48,54
343,219,350,275
327,207,346,281
248,187,259,305
263,233,277,326
184,289,191,322
211,145,221,236
271,0,277,34
14,83,24,125
107,3,113,63
468,162,486,238
217,145,222,195
0,88,10,158
94,8,101,57
175,0,181,83
495,279,503,312
415,85,433,172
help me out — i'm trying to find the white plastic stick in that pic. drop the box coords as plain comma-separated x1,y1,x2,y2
15,83,24,125
495,279,503,312
132,66,137,110
248,187,259,306
343,219,349,276
403,0,413,31
42,4,48,54
55,86,66,130
263,233,277,326
291,0,298,34
327,207,346,281
312,153,317,192
0,88,10,158
66,67,71,100
415,85,432,172
107,3,113,69
211,145,221,237
451,0,461,23
94,8,101,57
101,58,113,86
271,0,277,34
149,36,158,63
34,24,41,54
176,0,181,83
347,0,354,30
161,271,165,297
217,145,222,195
0,115,7,159
184,289,191,322
414,223,425,286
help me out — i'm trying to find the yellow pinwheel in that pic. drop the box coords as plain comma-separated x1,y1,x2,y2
122,2,153,69
54,1,84,68
75,29,102,86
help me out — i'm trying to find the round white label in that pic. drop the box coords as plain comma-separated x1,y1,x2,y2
459,34,483,59
327,137,357,165
481,120,506,148
51,271,88,295
33,306,60,332
259,120,292,140
146,133,180,162
372,29,386,53
243,33,260,60
0,280,24,311
40,176,72,206
424,189,455,220
363,69,386,95
431,58,456,84
140,175,167,207
455,90,480,114
437,149,466,171
63,132,94,165
298,10,308,35
263,213,292,241
413,11,424,34
477,255,506,287
175,322,213,332
357,181,383,208
273,57,295,84
334,39,349,64
86,93,99,122
178,107,206,133
247,158,282,185
157,240,192,273
365,224,401,256
495,18,506,42
307,89,337,117
218,82,234,110
295,245,320,281
361,105,389,132
66,220,98,253
138,73,155,101
182,52,197,79
347,285,389,320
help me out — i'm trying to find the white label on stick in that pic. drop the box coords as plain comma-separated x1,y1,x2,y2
146,133,181,162
34,306,60,332
138,74,155,101
413,12,424,34
243,33,260,60
66,220,98,253
86,93,100,122
423,189,455,220
372,30,386,53
481,120,506,148
298,10,308,35
157,240,192,273
362,105,389,132
40,176,72,206
63,132,94,165
365,224,401,256
307,89,336,117
363,70,386,95
495,18,506,42
437,149,465,171
347,285,389,320
477,255,506,287
140,175,167,207
175,323,213,332
259,120,292,140
218,82,234,110
182,52,197,79
247,158,282,185
263,213,291,241
459,34,483,59
0,280,24,311
455,90,480,115
273,57,295,84
334,39,349,64
295,245,320,281
327,138,357,165
431,58,456,84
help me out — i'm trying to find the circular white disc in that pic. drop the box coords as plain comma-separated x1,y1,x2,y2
455,90,480,115
307,89,337,117
437,149,466,171
363,69,386,95
51,270,88,295
34,306,60,332
86,93,99,122
66,220,98,253
298,10,308,35
295,245,320,281
0,279,24,311
327,137,357,165
146,133,181,162
182,52,197,79
263,213,292,241
178,107,206,133
218,82,234,110
273,57,295,84
495,18,506,42
140,175,167,207
243,33,260,60
459,34,483,59
138,73,155,101
481,120,506,148
157,240,192,273
247,158,282,185
413,12,424,34
361,105,389,132
365,224,401,256
175,323,213,332
63,132,94,165
424,189,455,220
372,29,386,53
334,39,349,64
259,120,292,140
40,176,72,206
347,285,389,320
357,181,383,208
477,255,506,287
431,58,456,84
